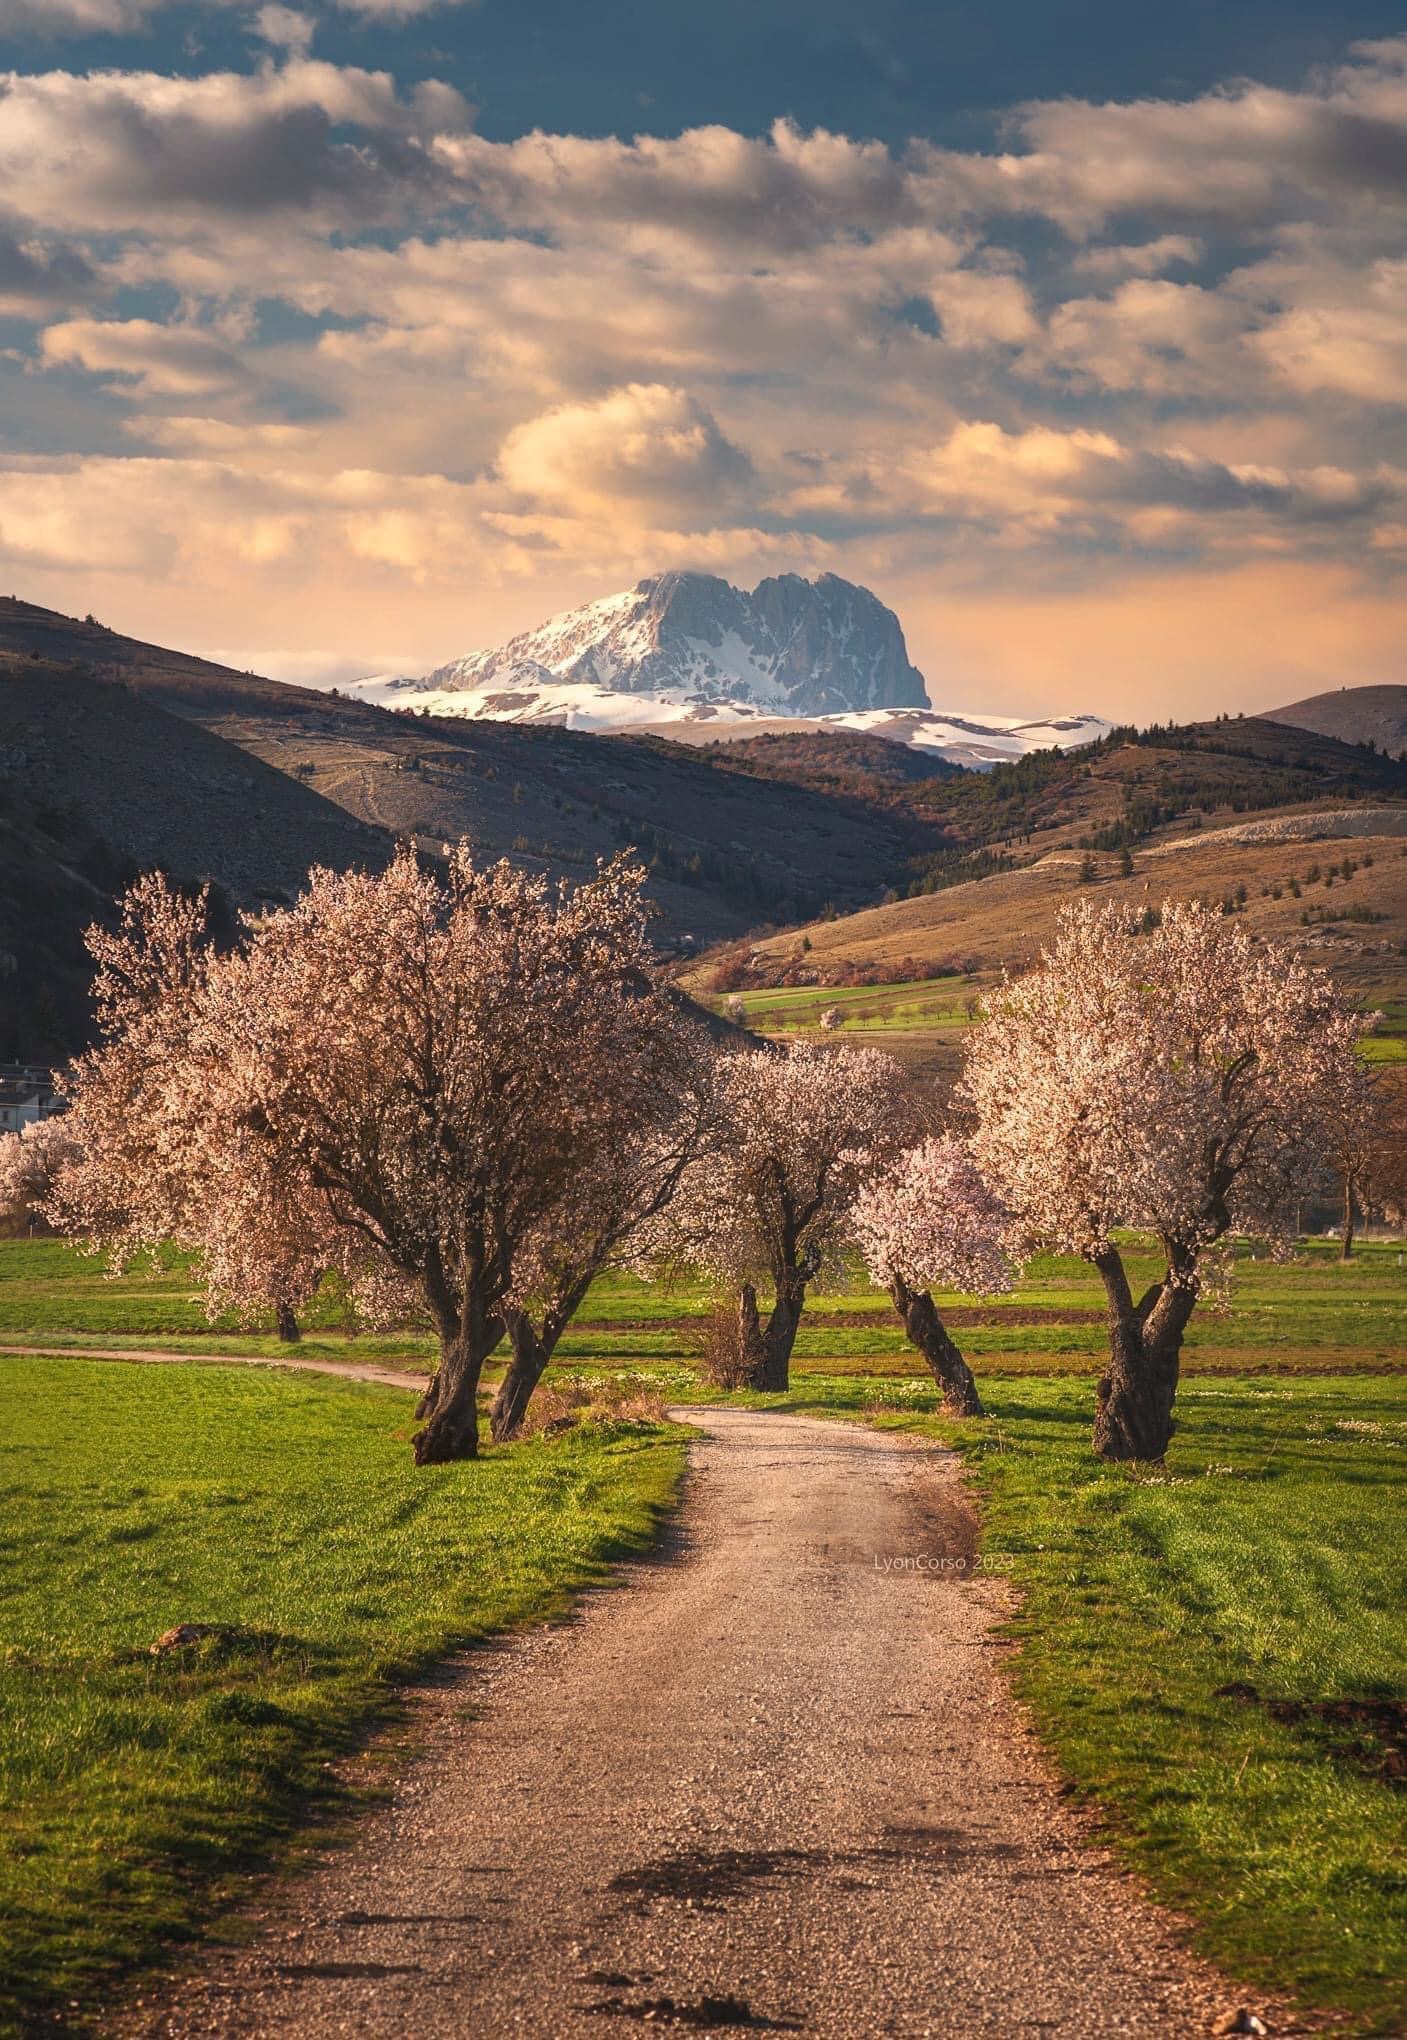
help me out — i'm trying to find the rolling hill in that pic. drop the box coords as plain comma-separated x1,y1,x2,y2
0,665,392,1060
0,599,949,976
698,713,1407,902
6,597,1405,1071
1266,685,1407,755
684,720,1407,1083
688,821,1407,1085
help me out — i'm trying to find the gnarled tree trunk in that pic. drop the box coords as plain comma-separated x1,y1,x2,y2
737,1282,767,1383
888,1275,984,1416
275,1301,299,1343
739,1279,806,1392
414,1305,503,1463
490,1313,549,1443
1091,1246,1198,1462
490,1263,604,1442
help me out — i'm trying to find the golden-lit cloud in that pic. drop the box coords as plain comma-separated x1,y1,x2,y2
498,384,753,524
0,34,1404,713
41,318,253,398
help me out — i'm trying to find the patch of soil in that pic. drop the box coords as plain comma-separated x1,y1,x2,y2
574,1307,1105,1332
580,1990,801,2028
1215,1682,1407,1785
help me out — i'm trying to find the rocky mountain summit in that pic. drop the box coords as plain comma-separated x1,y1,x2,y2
354,571,929,719
432,571,927,715
348,571,1111,761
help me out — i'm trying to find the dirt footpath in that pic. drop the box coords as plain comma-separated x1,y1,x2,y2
112,1408,1291,2038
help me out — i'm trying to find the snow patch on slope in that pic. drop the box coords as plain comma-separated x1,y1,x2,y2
347,670,1112,765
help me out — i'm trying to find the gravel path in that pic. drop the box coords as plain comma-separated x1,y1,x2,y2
0,1342,424,1393
108,1406,1289,2039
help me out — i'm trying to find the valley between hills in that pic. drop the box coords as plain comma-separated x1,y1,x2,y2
1,591,1405,1078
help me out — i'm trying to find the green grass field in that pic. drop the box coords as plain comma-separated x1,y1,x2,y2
2,1235,1404,2034
3,1235,1402,1375
748,1371,1407,2036
696,974,1407,1063
697,975,987,1036
0,1356,684,2032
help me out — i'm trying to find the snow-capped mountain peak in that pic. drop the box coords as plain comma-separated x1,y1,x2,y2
414,571,928,718
346,572,1112,767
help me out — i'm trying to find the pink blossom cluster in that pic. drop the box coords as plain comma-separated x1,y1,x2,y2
851,1137,1014,1299
961,897,1366,1268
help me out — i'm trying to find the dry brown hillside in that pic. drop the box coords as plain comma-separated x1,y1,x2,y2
1266,684,1407,754
688,815,1407,1082
0,598,939,945
751,823,1405,970
0,665,392,1059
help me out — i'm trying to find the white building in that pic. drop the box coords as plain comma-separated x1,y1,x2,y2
0,1067,62,1133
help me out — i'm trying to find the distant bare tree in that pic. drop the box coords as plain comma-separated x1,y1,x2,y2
1360,1069,1407,1234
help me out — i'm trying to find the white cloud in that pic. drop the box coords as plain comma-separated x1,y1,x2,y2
0,219,95,311
1243,254,1407,404
336,0,464,15
1071,235,1203,278
434,119,936,257
0,35,1404,711
0,0,468,30
124,413,312,450
786,420,1400,550
0,0,164,28
945,36,1407,235
0,61,471,231
498,383,754,524
41,318,252,397
253,6,315,58
1035,279,1249,394
926,269,1037,348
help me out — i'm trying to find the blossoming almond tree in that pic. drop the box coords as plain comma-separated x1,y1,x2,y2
49,871,361,1349
662,1039,905,1392
962,898,1365,1461
488,1021,723,1442
0,1116,84,1231
50,849,675,1463
851,1137,1012,1416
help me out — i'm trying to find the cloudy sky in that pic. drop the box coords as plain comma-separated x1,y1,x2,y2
1,1,1404,716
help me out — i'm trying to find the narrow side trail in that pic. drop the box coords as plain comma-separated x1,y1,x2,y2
107,1406,1287,2038
0,1342,425,1392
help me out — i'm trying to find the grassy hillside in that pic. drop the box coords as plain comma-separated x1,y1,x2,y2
688,819,1407,1078
704,715,1407,873
1267,684,1407,754
0,666,391,1060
